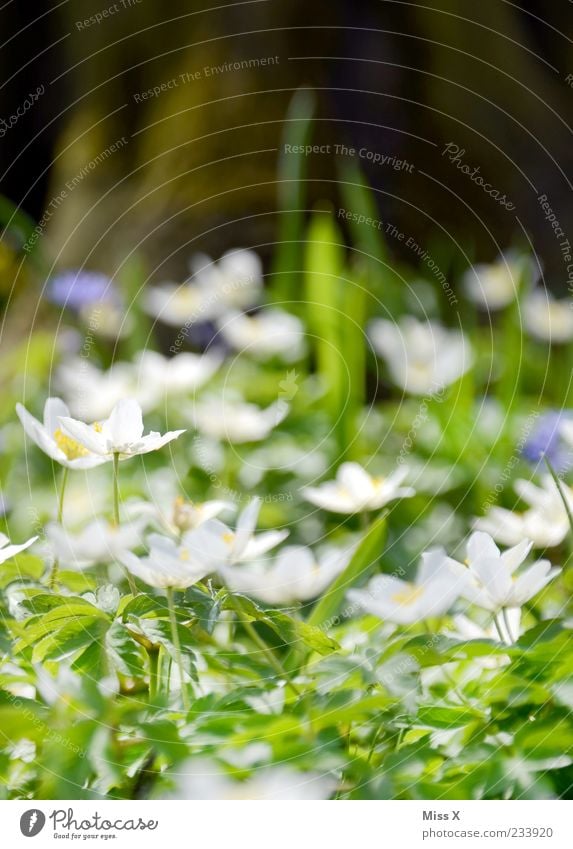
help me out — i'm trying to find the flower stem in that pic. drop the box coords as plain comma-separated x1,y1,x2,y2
49,465,69,589
112,452,120,526
243,619,302,697
493,612,509,645
501,607,515,644
543,455,573,545
57,465,69,523
111,451,137,595
147,648,159,700
166,587,190,711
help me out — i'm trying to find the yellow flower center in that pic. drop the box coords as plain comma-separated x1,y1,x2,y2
391,584,424,606
173,496,196,531
53,428,89,460
222,532,235,545
179,547,190,561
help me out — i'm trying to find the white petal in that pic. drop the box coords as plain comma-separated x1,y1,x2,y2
131,429,186,456
511,561,560,605
241,530,289,561
337,463,373,500
469,557,513,606
59,416,107,455
16,404,63,463
43,397,70,435
466,531,501,564
0,535,38,565
234,498,262,557
183,520,231,568
301,483,357,513
105,398,144,448
500,539,533,574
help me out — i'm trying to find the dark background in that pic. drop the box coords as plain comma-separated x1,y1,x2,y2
1,0,573,286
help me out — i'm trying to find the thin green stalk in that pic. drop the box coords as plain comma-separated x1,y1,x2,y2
166,587,190,711
148,648,159,700
49,465,69,589
493,613,508,645
502,608,515,645
112,451,137,595
243,619,302,697
57,465,69,523
544,455,573,547
367,723,384,763
112,452,120,526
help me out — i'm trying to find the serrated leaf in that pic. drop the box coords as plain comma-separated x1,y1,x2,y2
32,615,105,662
135,618,196,681
222,593,339,655
106,621,147,678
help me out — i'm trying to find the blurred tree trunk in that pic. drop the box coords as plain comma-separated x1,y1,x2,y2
12,0,572,286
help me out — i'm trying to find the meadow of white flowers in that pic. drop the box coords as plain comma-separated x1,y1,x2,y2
2,232,573,801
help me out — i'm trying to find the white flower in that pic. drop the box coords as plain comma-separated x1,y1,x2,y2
132,350,222,407
302,462,414,514
56,351,220,420
16,398,108,469
222,544,352,604
145,249,262,326
128,494,234,536
462,252,536,310
449,531,559,612
369,316,472,395
184,498,288,569
9,739,36,763
144,279,221,326
217,309,306,361
172,761,335,800
120,532,212,589
45,519,145,569
187,395,288,443
83,585,120,614
523,289,573,343
555,419,573,453
190,249,263,312
475,475,572,548
56,359,136,420
59,398,185,459
0,532,38,564
347,549,461,625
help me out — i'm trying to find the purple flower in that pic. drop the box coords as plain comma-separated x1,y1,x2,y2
48,271,120,312
522,411,573,472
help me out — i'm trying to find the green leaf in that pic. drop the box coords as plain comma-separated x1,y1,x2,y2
106,621,147,678
304,209,347,434
32,615,105,663
416,705,485,729
135,618,196,681
338,161,400,311
308,513,387,628
14,596,109,659
71,641,107,677
272,87,316,304
311,691,396,729
265,610,339,656
0,554,45,588
222,593,339,656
